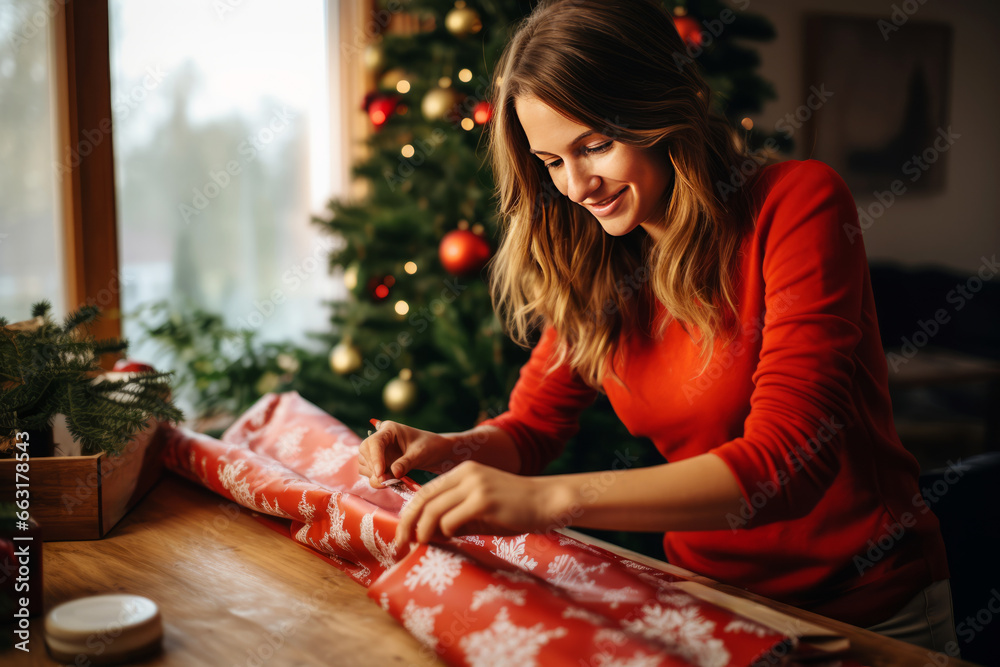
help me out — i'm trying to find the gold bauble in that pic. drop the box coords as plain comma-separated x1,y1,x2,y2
255,371,281,396
383,370,417,412
421,87,459,121
364,42,385,72
330,341,363,375
445,6,482,36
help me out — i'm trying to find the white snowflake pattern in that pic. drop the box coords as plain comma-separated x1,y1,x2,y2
601,586,639,609
545,554,610,591
188,450,210,485
298,490,315,521
378,592,391,612
217,459,257,508
259,494,288,518
654,587,697,608
493,568,537,585
317,492,352,553
637,572,669,587
274,426,310,459
635,573,696,607
561,605,606,625
401,599,444,651
403,547,465,595
304,439,356,479
389,483,417,506
248,396,274,427
350,476,373,493
469,584,528,611
225,395,275,444
593,628,629,646
361,511,398,569
352,562,371,585
723,618,773,637
294,491,316,542
598,652,664,667
491,535,538,571
556,536,605,556
459,606,567,667
621,603,730,667
620,559,652,572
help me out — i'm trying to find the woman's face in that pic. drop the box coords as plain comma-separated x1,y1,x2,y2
514,96,674,241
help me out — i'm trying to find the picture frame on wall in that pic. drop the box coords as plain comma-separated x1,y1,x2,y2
802,14,953,197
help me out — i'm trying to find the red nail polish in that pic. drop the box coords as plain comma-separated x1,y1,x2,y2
369,418,380,429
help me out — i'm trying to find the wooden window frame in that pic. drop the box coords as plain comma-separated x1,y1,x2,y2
52,0,120,347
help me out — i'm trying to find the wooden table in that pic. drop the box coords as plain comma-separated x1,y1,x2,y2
4,474,980,666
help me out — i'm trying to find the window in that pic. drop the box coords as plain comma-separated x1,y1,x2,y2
0,0,65,319
108,0,348,361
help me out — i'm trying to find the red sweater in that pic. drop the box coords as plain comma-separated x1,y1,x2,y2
479,159,950,628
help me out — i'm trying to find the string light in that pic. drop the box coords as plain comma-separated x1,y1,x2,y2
741,117,754,130
438,76,452,88
375,284,389,299
461,118,475,130
401,144,415,158
384,275,396,287
458,68,473,82
396,80,411,94
343,266,358,289
404,261,418,274
395,300,409,315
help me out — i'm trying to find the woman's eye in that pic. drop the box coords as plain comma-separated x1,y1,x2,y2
586,141,613,155
543,142,612,170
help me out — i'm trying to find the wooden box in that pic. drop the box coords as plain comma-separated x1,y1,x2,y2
0,421,167,541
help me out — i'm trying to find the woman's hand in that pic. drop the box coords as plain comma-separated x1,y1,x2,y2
357,420,457,488
393,461,563,547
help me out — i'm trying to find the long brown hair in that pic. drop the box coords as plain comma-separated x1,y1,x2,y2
487,0,758,390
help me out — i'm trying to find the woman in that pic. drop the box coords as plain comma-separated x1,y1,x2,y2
358,0,958,653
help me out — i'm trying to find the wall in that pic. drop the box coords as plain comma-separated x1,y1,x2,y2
741,0,999,274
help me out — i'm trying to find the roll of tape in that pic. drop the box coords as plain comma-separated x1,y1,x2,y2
45,594,163,665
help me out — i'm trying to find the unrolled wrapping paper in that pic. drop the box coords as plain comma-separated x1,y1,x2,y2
162,391,805,667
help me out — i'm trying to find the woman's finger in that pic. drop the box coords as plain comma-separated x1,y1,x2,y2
368,432,387,480
413,486,473,543
437,494,488,538
395,471,465,546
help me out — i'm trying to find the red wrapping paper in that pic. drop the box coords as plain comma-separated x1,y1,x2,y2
162,392,804,666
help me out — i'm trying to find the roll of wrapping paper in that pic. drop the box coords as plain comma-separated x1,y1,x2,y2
162,391,850,667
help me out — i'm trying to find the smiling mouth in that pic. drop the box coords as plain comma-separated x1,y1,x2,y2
592,188,626,207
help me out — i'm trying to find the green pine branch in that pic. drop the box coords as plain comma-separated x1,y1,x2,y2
0,302,184,456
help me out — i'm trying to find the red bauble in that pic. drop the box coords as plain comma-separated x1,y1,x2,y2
473,100,493,125
672,15,703,48
439,230,491,276
112,359,156,373
364,92,399,128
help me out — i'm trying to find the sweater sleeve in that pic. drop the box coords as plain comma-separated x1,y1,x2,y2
709,160,866,526
478,325,599,476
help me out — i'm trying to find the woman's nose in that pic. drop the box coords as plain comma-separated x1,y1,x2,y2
563,162,599,204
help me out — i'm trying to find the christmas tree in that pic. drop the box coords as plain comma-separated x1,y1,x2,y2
135,0,782,557
304,0,783,556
